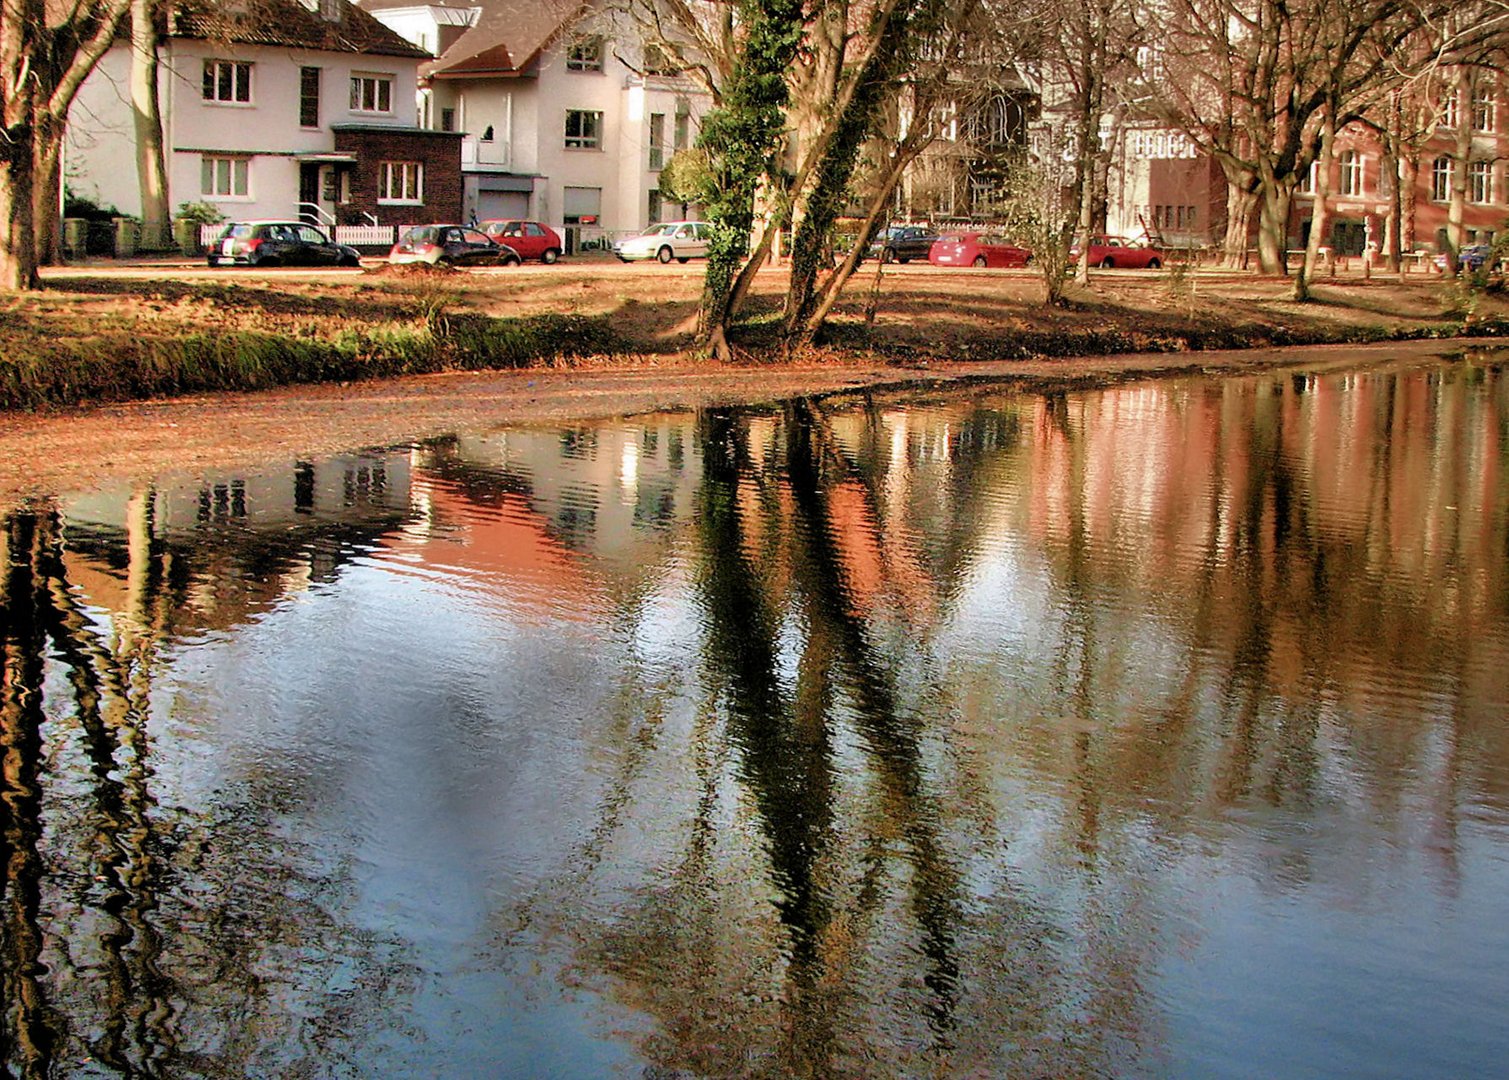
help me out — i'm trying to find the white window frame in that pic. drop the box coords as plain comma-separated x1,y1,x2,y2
1431,156,1453,202
201,155,250,199
565,109,604,150
1339,151,1364,197
350,73,395,116
378,160,423,204
1440,90,1459,129
1469,160,1492,204
1471,88,1496,132
203,59,252,105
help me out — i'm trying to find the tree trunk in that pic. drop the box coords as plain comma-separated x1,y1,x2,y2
0,128,40,291
1,0,42,290
1444,67,1471,272
1255,175,1292,276
1221,170,1256,268
1295,108,1335,302
31,115,64,268
132,0,171,251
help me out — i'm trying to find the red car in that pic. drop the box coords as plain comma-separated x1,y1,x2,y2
479,219,563,263
1072,234,1164,269
929,232,1032,268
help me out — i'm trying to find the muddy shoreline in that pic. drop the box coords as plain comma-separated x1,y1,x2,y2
3,336,1499,513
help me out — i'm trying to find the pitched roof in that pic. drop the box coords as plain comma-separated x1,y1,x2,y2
171,0,432,59
416,0,587,78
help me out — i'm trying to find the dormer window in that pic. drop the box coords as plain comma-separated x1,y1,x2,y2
567,36,605,72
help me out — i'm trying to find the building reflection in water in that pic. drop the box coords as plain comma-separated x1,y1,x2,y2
1,352,1506,1077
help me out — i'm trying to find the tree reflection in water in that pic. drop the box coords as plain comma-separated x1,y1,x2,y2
0,355,1505,1078
0,501,421,1077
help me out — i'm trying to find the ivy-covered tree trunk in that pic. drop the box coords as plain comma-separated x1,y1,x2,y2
695,0,805,360
780,10,912,348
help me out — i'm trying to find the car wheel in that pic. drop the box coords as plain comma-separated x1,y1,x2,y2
499,253,521,266
542,248,560,264
677,256,690,264
340,254,361,268
657,246,674,264
1147,257,1162,269
1100,257,1116,269
898,256,910,264
973,255,987,268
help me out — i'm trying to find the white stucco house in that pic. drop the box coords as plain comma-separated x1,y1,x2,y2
357,0,711,249
66,0,465,231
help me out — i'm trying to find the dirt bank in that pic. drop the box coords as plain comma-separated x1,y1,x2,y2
2,336,1501,513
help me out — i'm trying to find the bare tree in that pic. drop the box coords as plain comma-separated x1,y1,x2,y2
2,0,133,289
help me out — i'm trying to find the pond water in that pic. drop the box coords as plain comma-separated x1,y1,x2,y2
2,348,1508,1079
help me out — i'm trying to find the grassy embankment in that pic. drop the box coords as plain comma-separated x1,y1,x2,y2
4,263,1506,409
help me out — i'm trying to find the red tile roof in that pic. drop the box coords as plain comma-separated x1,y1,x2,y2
170,0,431,59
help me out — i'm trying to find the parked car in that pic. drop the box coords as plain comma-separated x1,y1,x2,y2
389,225,521,267
479,219,564,263
1071,234,1164,269
613,221,711,263
1433,243,1501,274
867,224,939,263
207,220,361,268
929,232,1032,268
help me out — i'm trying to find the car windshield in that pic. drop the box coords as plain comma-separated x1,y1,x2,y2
643,224,676,236
225,224,254,239
405,227,439,243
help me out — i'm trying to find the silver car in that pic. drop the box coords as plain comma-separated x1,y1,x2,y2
613,221,711,263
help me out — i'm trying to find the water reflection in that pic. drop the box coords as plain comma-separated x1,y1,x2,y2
2,351,1507,1077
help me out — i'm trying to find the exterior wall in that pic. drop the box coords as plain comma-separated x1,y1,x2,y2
1289,86,1509,259
410,19,709,236
332,126,464,223
68,36,429,225
65,44,146,216
1107,126,1225,247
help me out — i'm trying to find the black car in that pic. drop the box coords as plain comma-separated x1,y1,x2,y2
867,225,940,263
389,224,521,267
208,220,361,267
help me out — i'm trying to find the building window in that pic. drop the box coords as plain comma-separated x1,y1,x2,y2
648,112,665,170
299,67,320,128
378,161,423,203
440,107,456,132
1296,161,1316,193
1471,87,1496,132
1432,156,1452,201
201,155,249,198
648,190,663,224
1440,90,1459,129
1469,160,1492,203
566,36,605,72
1339,150,1363,196
203,60,252,104
673,108,691,150
565,109,604,149
350,74,394,114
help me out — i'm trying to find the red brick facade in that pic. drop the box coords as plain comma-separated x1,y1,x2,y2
332,125,464,226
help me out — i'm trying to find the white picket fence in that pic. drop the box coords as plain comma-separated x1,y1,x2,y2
199,222,401,248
